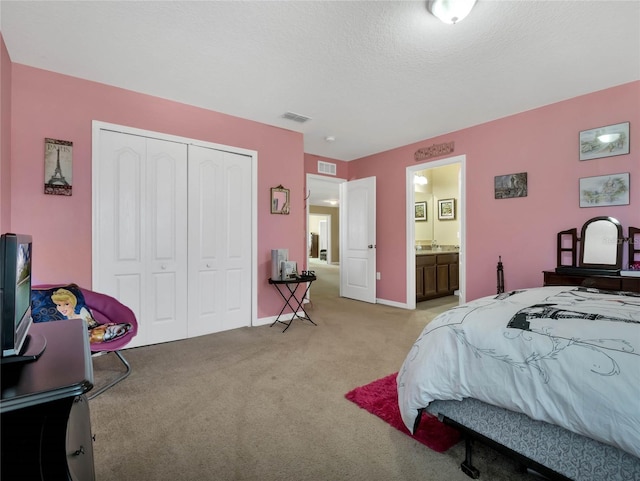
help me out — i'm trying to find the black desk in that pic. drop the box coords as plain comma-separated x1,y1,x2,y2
1,319,95,480
268,276,317,332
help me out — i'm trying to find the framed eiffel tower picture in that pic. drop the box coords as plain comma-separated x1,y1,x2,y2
44,138,73,196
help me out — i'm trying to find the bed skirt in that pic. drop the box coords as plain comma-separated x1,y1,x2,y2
427,398,640,481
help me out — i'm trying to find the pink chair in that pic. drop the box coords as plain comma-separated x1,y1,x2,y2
32,284,138,399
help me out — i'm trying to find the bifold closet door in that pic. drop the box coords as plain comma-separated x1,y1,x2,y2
95,130,188,348
187,145,252,336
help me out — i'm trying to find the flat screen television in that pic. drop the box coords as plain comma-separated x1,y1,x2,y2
0,233,44,363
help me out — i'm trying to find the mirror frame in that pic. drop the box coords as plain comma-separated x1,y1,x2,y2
579,216,623,271
270,185,290,215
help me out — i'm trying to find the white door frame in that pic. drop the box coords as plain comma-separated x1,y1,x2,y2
92,120,258,327
405,155,466,309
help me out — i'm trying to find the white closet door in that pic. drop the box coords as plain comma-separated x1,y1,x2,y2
187,145,252,336
95,130,188,348
145,138,188,345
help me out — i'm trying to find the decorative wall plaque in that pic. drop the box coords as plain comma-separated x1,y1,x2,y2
414,141,455,161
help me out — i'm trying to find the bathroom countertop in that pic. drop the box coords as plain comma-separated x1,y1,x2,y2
416,249,459,256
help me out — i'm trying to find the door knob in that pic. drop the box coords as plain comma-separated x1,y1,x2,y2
72,445,85,456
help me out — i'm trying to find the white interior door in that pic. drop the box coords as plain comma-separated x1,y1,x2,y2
319,220,328,251
187,145,252,336
339,177,376,303
95,130,188,348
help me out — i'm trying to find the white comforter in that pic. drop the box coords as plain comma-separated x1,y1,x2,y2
397,286,640,458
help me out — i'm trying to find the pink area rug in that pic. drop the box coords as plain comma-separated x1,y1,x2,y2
345,372,460,452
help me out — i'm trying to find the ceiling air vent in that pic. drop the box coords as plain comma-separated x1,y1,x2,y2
282,111,311,123
318,161,336,176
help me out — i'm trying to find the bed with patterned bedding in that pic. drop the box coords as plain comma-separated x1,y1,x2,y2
397,286,640,480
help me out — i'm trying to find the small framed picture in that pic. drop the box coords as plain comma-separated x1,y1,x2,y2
414,201,427,221
494,172,527,199
579,122,630,161
438,198,456,220
579,172,630,207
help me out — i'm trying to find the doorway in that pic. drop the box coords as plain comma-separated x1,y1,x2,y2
306,173,345,302
306,174,345,266
405,155,466,310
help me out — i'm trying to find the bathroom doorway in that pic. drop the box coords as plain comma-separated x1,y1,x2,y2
406,155,466,310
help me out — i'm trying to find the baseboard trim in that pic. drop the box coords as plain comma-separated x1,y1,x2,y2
255,312,301,327
376,298,409,309
256,298,410,327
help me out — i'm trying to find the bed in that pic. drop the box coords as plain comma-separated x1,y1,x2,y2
397,217,640,480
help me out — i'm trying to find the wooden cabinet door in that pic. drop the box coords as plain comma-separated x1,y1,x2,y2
449,263,459,291
416,265,425,298
424,265,437,296
436,264,449,293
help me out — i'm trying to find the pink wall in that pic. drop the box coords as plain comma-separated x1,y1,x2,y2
350,81,640,302
0,35,12,232
7,59,639,315
9,64,305,319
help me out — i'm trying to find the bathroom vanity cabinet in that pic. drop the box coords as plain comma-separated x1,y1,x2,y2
416,252,459,301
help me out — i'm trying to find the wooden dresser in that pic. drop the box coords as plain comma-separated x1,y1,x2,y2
543,270,640,294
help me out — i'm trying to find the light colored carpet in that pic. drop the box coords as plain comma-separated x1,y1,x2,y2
89,262,533,481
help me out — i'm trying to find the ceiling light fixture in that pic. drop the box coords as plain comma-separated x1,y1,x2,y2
427,0,477,24
414,174,428,185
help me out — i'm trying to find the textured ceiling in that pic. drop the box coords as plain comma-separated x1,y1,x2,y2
2,0,639,164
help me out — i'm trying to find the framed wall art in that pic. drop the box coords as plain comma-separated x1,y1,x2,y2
414,201,427,221
579,122,630,161
579,172,629,207
438,198,456,220
494,172,528,199
44,138,73,196
271,185,290,214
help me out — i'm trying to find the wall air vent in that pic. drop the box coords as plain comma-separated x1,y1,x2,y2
282,111,312,123
318,161,336,176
